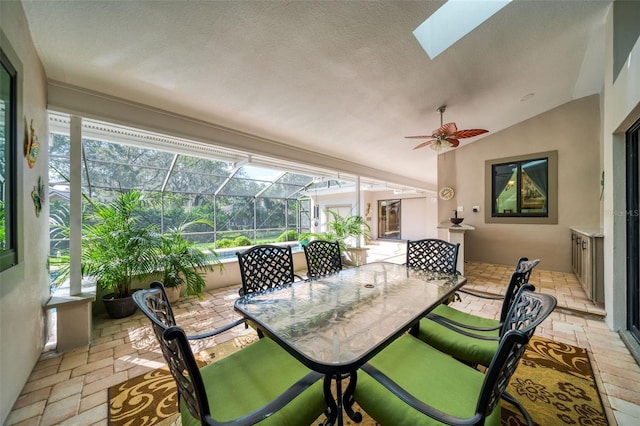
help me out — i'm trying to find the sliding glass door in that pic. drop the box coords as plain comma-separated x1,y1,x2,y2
378,199,401,240
627,118,640,344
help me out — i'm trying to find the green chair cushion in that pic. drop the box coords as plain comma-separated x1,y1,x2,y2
417,304,500,366
354,335,501,426
431,303,501,329
181,337,326,426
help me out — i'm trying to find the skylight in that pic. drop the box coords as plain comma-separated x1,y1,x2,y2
413,0,512,59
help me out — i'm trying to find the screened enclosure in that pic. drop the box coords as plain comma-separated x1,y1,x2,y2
48,113,361,255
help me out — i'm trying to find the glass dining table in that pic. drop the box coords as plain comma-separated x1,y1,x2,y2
234,261,467,425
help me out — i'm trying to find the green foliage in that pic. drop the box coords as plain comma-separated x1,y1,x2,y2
156,220,221,297
49,190,222,299
305,211,370,253
233,236,252,247
215,238,234,249
81,190,161,298
276,230,298,242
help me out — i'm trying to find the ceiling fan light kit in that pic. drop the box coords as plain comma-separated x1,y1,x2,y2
406,105,489,152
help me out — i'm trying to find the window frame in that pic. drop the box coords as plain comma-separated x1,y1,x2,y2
484,150,558,225
0,47,18,272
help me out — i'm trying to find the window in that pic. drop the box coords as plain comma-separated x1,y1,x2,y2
0,48,17,271
485,151,557,224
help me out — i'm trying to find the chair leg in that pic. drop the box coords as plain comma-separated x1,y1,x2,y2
502,391,534,426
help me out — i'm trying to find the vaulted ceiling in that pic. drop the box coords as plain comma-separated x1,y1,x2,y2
21,0,611,190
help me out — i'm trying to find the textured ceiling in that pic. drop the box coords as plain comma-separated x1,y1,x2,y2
21,0,611,189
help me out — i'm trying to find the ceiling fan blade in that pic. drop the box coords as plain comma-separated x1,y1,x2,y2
436,122,458,136
455,129,489,139
405,135,434,139
446,138,460,148
413,139,436,150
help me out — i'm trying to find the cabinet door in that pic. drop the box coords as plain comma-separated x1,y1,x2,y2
571,232,580,274
574,233,583,278
581,236,593,297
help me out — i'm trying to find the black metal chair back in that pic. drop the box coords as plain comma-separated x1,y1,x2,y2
481,289,557,417
133,287,211,423
143,281,177,327
236,245,298,296
498,258,540,323
304,240,342,279
477,329,530,418
406,238,460,274
500,287,556,339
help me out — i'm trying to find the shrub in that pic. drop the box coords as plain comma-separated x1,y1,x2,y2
215,238,234,249
276,230,298,242
233,236,252,247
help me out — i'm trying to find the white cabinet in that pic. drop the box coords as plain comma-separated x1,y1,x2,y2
570,228,604,303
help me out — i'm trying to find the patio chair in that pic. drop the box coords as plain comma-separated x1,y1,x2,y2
355,289,557,426
133,285,328,426
418,258,541,359
144,281,248,341
415,265,541,426
236,244,304,296
406,238,460,274
303,240,343,279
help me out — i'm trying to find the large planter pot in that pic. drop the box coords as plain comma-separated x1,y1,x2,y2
164,283,186,304
343,247,369,266
102,293,138,319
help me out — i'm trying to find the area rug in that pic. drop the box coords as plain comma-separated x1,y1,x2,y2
108,336,607,426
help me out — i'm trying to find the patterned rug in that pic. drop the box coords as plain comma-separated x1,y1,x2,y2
108,336,607,426
500,337,608,426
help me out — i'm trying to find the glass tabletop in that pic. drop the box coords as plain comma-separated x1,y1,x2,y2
234,262,467,374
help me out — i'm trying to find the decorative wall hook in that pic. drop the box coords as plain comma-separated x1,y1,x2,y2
31,176,45,217
24,119,41,168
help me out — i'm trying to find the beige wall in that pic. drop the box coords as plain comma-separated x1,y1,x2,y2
311,188,438,242
0,1,50,422
366,190,437,241
438,95,601,272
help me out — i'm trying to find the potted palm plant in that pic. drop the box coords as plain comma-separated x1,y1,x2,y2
81,190,161,318
50,190,160,318
302,210,371,265
51,192,224,316
157,220,222,302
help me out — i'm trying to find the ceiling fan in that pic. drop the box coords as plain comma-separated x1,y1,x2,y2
405,106,489,151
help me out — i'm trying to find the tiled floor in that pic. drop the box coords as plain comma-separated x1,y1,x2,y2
6,259,640,425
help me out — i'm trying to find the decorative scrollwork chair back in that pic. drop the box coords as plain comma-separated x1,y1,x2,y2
145,281,177,327
477,329,531,420
501,288,556,339
497,258,540,322
133,286,214,423
406,238,460,274
480,289,558,420
236,245,303,296
303,240,343,279
452,257,541,326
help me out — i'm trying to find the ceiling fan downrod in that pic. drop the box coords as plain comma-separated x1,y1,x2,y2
437,106,446,127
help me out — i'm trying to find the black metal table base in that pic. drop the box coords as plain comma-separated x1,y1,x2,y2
321,372,362,426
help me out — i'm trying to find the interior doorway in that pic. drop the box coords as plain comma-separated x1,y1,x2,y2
378,199,401,240
626,117,640,345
